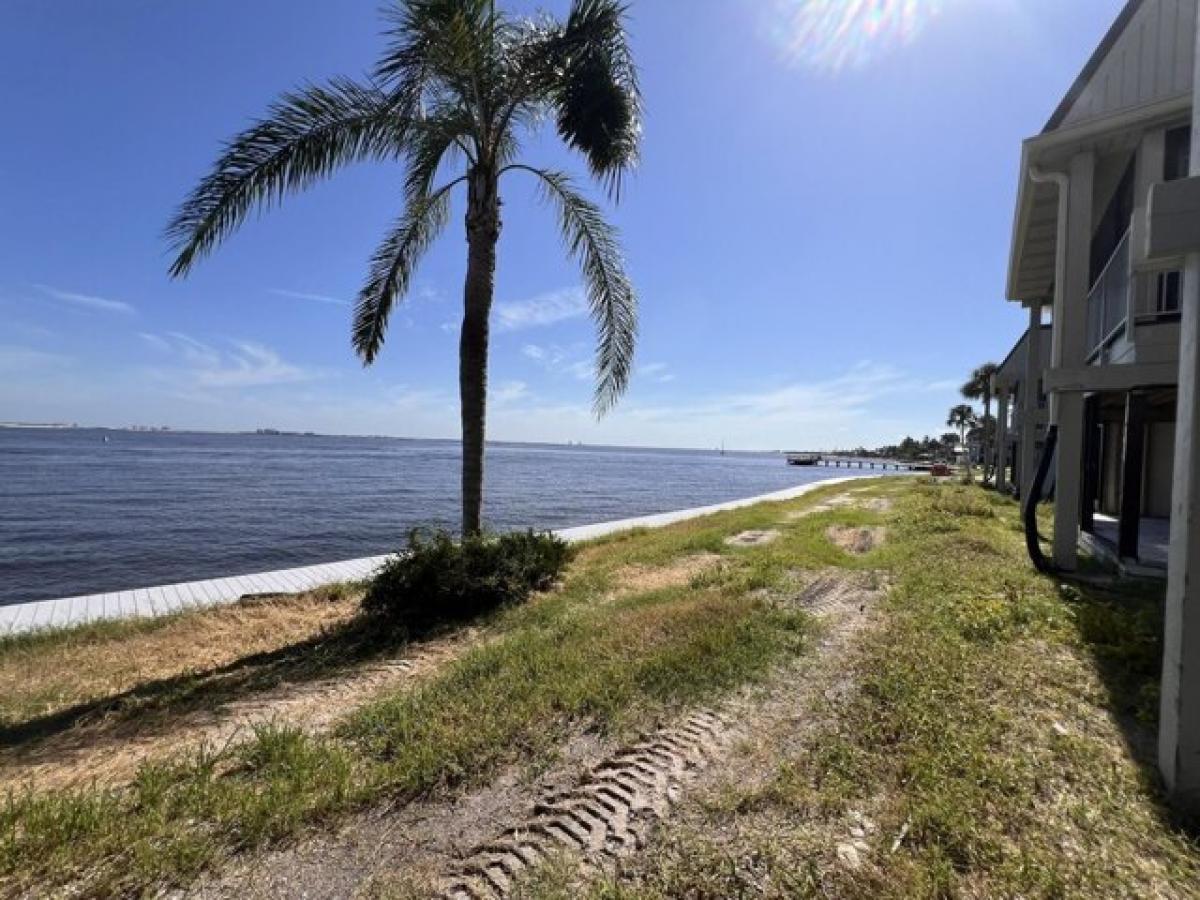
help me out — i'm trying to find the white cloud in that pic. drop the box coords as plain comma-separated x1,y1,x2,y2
36,284,134,315
491,380,530,404
521,342,593,381
496,287,587,332
269,288,349,307
639,362,676,384
138,332,171,352
141,333,320,390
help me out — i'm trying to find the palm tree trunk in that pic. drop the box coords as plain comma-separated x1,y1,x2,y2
460,166,501,536
983,396,993,483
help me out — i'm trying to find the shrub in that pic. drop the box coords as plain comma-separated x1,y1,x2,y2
361,529,574,632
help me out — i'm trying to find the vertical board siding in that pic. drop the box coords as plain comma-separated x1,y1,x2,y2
1061,0,1196,129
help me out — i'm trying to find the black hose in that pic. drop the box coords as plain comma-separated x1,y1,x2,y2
1023,425,1059,574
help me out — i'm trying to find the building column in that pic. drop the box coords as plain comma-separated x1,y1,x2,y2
996,388,1010,493
1159,21,1200,809
1020,300,1044,500
1082,395,1101,535
1051,152,1095,572
1119,392,1146,560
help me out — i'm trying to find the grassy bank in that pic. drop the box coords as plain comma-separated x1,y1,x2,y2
553,481,1200,899
0,488,837,897
3,478,1197,898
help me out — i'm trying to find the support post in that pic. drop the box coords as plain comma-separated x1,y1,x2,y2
1051,152,1095,571
1159,19,1200,809
1021,301,1045,500
1082,394,1100,535
1119,392,1146,560
996,388,1010,493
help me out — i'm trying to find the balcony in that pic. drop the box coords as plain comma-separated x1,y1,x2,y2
1086,227,1131,361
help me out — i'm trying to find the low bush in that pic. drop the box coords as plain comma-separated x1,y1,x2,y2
361,529,574,632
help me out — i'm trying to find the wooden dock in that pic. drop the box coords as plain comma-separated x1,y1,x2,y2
0,475,875,636
786,453,934,472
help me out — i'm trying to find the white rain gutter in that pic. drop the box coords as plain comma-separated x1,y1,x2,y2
1027,166,1071,423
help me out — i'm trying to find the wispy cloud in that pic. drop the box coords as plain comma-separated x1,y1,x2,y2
491,380,530,404
269,288,349,307
141,332,321,390
496,288,587,332
521,342,593,381
36,284,135,315
639,362,676,384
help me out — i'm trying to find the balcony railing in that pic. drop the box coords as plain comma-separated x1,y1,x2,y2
1086,227,1131,359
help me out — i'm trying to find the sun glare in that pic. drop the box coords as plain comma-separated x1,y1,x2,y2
767,0,949,72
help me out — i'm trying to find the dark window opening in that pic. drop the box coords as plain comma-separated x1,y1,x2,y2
1090,158,1135,286
1165,126,1192,181
1157,270,1182,313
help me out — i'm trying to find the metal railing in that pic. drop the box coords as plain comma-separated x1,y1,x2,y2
1086,227,1132,359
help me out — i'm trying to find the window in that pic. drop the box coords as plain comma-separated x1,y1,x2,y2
1156,270,1182,313
1090,158,1135,286
1165,126,1192,181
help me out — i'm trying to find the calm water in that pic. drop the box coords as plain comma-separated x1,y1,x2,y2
0,428,863,607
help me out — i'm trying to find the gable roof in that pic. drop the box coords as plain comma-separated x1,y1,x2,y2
1043,0,1148,133
1042,0,1195,135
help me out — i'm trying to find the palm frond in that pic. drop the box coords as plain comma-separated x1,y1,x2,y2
511,166,636,414
377,0,493,115
353,182,457,364
404,105,475,200
553,0,641,198
167,78,402,278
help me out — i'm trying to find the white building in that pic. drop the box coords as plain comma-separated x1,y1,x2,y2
1002,0,1200,810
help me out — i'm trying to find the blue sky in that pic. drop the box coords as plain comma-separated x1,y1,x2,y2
0,0,1124,450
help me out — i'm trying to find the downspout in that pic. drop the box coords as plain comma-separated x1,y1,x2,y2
1028,165,1071,426
1022,166,1071,574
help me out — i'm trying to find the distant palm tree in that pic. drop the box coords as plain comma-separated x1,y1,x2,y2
961,362,999,481
947,403,977,472
167,0,641,535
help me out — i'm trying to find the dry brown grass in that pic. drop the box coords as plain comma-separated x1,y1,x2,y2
0,588,362,730
610,553,723,594
0,628,473,792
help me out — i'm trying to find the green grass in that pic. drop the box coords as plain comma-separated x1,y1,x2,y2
552,480,1200,899
16,478,1186,899
0,486,858,898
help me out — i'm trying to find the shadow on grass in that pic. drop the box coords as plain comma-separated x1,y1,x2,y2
1054,567,1200,839
0,613,454,752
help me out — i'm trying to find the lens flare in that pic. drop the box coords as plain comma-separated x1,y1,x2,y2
767,0,947,72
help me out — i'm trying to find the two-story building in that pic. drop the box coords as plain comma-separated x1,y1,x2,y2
992,322,1051,498
1003,0,1195,573
1002,0,1200,807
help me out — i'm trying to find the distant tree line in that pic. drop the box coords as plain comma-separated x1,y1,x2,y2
830,359,1005,468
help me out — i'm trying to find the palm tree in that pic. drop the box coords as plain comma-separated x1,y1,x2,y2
947,404,977,471
166,0,641,536
961,362,999,481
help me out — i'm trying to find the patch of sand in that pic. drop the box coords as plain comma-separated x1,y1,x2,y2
786,494,893,519
826,525,887,555
724,530,781,548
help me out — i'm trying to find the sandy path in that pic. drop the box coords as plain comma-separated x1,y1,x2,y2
185,565,886,899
